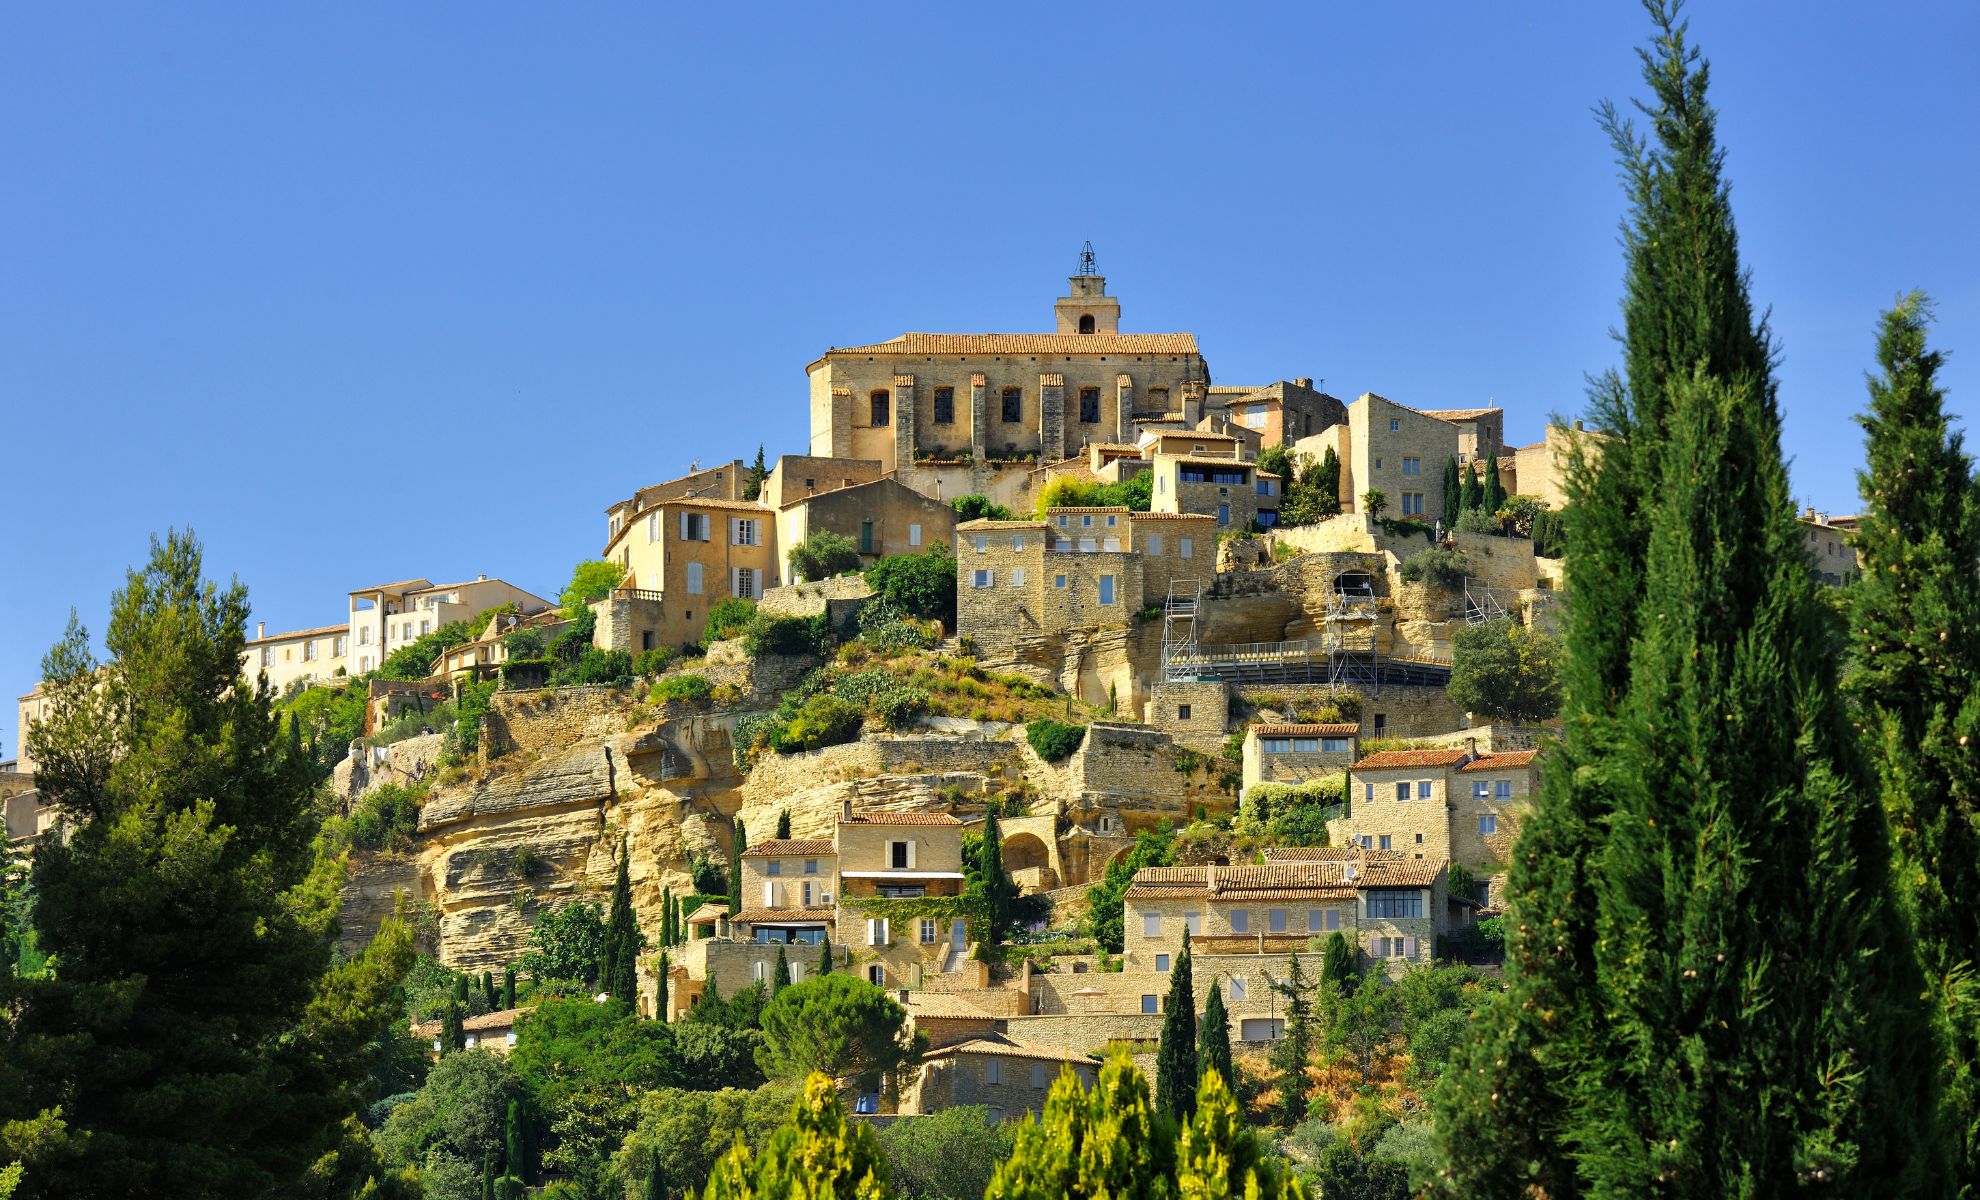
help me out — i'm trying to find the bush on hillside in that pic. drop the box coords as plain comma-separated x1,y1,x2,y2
632,646,675,676
863,545,957,629
1397,546,1470,591
701,598,758,647
744,613,829,658
651,674,714,704
950,494,1016,522
1026,718,1087,762
561,559,627,617
788,530,863,583
772,694,865,754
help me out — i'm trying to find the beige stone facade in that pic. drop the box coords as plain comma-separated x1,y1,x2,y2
1798,509,1860,586
1331,745,1540,904
1508,421,1609,511
242,622,349,692
836,812,970,991
599,495,781,650
1151,452,1275,530
1210,380,1347,448
775,475,959,571
1420,407,1505,469
1241,722,1359,792
1344,394,1460,522
346,576,552,677
805,269,1209,475
905,1035,1097,1119
1144,680,1231,751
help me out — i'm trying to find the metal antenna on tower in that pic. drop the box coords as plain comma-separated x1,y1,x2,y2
1077,241,1097,276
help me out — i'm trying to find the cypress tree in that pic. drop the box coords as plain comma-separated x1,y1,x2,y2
660,885,675,948
503,965,517,1010
728,818,746,927
1440,455,1462,529
1267,952,1314,1126
776,809,792,840
1155,937,1198,1121
674,894,687,947
1482,454,1508,515
602,838,639,997
503,1099,525,1182
1459,462,1484,513
1433,8,1938,1195
1314,445,1342,516
442,1000,466,1056
771,947,791,994
453,974,469,1013
482,970,497,1012
1197,976,1234,1094
1319,930,1358,995
818,936,834,975
1846,292,1980,1182
653,951,669,1023
481,1151,495,1200
645,1149,667,1200
977,807,1012,947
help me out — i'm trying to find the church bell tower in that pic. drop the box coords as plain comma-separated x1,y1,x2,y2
1054,241,1121,335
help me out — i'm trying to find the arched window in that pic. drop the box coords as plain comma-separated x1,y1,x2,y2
1077,314,1096,334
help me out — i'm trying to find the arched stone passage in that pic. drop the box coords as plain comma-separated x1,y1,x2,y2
1003,831,1057,891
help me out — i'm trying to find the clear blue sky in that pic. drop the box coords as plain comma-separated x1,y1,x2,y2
5,3,1976,753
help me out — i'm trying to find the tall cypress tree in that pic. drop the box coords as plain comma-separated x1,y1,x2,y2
660,885,675,948
1440,455,1463,529
771,947,791,995
482,970,497,1012
776,809,792,840
1483,455,1508,515
1433,8,1938,1195
977,808,1012,947
1846,293,1980,1183
818,936,834,975
728,818,746,929
1459,462,1484,513
601,839,637,995
1314,445,1342,516
645,1149,667,1200
1197,976,1234,1093
1155,938,1198,1121
1268,952,1314,1126
503,965,517,1010
653,951,670,1023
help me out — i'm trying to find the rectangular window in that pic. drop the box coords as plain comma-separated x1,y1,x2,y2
984,1058,1002,1084
1256,478,1273,496
920,919,937,944
1079,387,1101,423
1359,835,1373,849
360,627,371,645
1184,912,1202,935
1098,575,1116,605
860,520,875,554
647,513,660,543
1379,834,1392,851
1054,574,1067,589
1031,1064,1048,1089
1366,888,1426,919
1142,913,1161,938
1263,738,1289,754
1269,908,1287,933
1390,418,1401,432
1474,780,1491,800
867,917,890,945
1418,780,1433,799
1146,534,1163,556
1396,782,1411,802
1011,568,1027,587
754,961,767,983
933,386,955,424
261,647,273,666
1306,910,1325,933
1402,457,1421,476
801,881,814,906
870,391,890,426
1217,504,1230,525
1002,387,1022,422
733,568,758,599
733,518,759,546
1180,537,1193,559
1230,909,1249,933
681,512,711,541
805,859,818,874
1142,995,1160,1014
303,640,317,661
1013,535,1025,551
1178,704,1192,721
1496,780,1513,800
890,841,911,869
1402,492,1424,516
909,523,922,547
1229,976,1247,1001
972,570,992,589
766,861,782,877
1479,814,1499,835
975,535,989,553
686,562,704,594
1156,953,1171,973
1322,737,1350,752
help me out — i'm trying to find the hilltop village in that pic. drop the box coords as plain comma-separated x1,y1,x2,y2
6,254,1863,1126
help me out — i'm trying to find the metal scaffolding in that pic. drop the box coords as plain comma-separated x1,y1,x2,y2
1161,577,1203,683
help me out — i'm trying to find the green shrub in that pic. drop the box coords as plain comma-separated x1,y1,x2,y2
788,530,864,582
549,608,597,664
700,598,757,647
455,679,498,754
1398,545,1470,591
336,782,425,853
500,627,546,659
560,559,627,617
950,494,1016,522
773,694,865,753
1455,508,1500,535
632,646,675,677
744,613,828,658
499,658,553,690
863,545,957,627
833,669,930,730
652,674,713,704
376,617,480,681
1026,718,1087,762
855,600,937,651
560,647,633,686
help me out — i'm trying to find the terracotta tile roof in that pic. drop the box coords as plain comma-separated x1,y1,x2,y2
957,519,1049,533
1457,751,1540,771
1353,858,1446,887
839,812,962,826
683,901,728,925
1208,385,1261,395
1089,442,1143,453
1251,723,1360,736
1045,506,1132,514
1126,854,1442,899
1351,748,1472,770
821,332,1201,359
1128,512,1217,522
905,993,998,1019
743,839,836,858
410,1006,535,1038
670,498,774,513
1162,455,1254,468
245,622,349,645
1260,846,1359,862
1419,407,1503,422
733,906,837,924
921,1034,1096,1065
1148,430,1242,442
351,578,433,595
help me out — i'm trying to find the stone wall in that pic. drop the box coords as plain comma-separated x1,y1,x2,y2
1143,680,1230,751
480,685,636,762
757,575,874,623
590,594,669,656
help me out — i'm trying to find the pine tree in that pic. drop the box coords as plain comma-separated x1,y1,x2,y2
1433,8,1939,1195
1440,455,1462,529
818,937,834,975
1197,977,1234,1096
1268,952,1314,1126
1314,446,1342,516
771,947,791,994
1846,292,1980,1184
742,444,770,503
985,1050,1168,1200
1155,938,1198,1121
653,951,669,1023
776,809,792,840
503,965,517,1010
1174,1068,1300,1200
703,1073,895,1200
728,818,746,927
1483,455,1508,515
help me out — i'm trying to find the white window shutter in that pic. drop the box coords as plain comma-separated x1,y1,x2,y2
1403,936,1418,959
906,840,918,869
679,512,689,540
868,918,880,946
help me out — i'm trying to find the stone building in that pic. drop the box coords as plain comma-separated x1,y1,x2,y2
1150,450,1277,530
804,258,1209,506
1210,379,1348,448
242,622,349,692
597,491,781,651
837,811,969,990
1330,744,1539,905
772,473,960,569
409,1007,533,1058
346,577,552,677
1421,407,1505,469
1798,508,1860,586
1241,722,1360,793
905,1034,1097,1119
1508,421,1608,511
1343,394,1460,521
432,609,572,682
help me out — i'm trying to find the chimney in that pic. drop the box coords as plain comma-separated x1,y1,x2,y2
1206,862,1218,894
477,574,487,582
256,621,266,639
842,800,854,822
1573,419,1584,431
1464,736,1478,761
1293,377,1313,390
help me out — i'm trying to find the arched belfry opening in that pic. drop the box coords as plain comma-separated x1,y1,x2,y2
1055,242,1121,335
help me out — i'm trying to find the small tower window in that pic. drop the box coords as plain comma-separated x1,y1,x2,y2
1002,387,1023,423
1078,314,1096,334
1079,388,1101,424
870,390,891,426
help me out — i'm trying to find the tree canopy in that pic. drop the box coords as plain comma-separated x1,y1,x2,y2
1444,616,1562,725
754,974,920,1095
